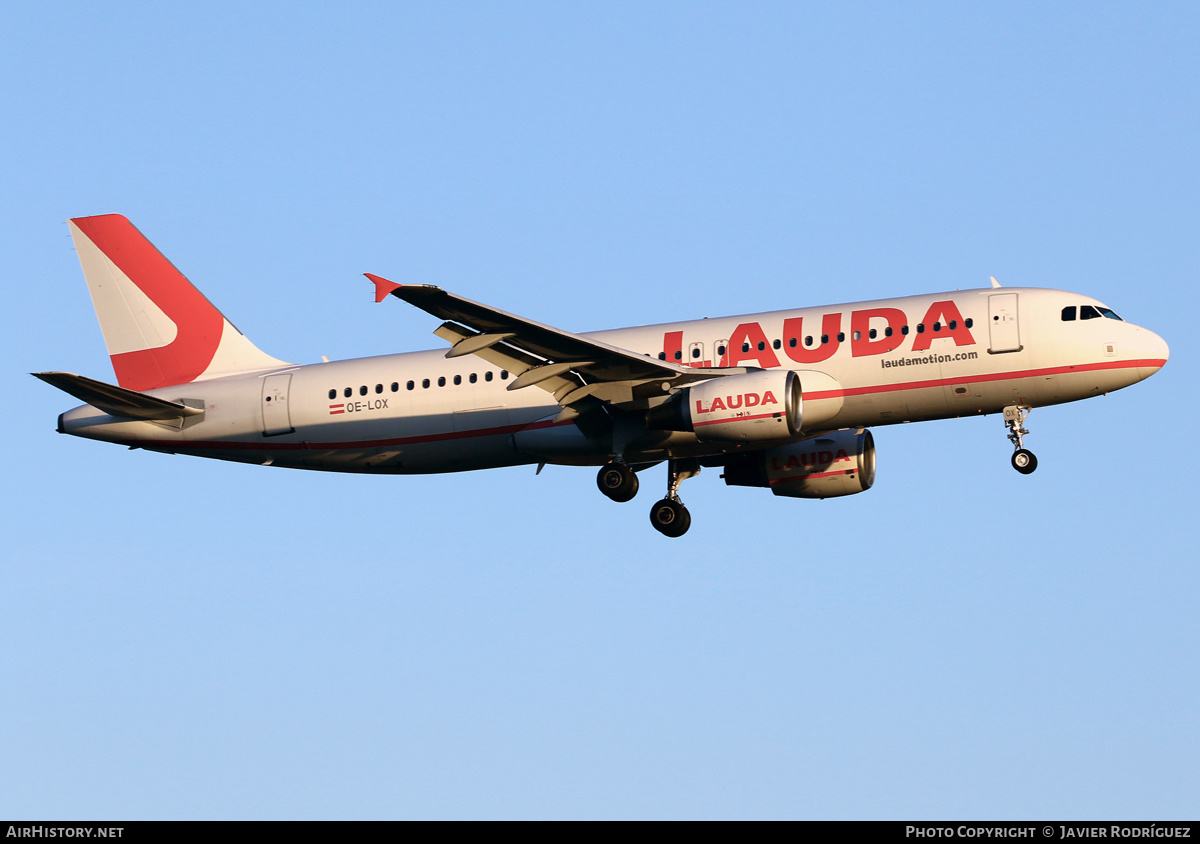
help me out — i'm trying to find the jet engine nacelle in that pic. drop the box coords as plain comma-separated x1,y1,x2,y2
722,428,876,498
647,370,801,444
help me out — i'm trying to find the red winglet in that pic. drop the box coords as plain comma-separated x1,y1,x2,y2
365,273,402,303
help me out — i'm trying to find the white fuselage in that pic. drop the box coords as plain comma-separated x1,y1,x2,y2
58,287,1169,473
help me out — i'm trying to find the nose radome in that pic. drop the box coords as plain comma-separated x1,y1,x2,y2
1145,328,1169,363
1137,328,1169,379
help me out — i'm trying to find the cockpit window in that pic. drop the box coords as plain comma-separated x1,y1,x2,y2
1066,304,1122,322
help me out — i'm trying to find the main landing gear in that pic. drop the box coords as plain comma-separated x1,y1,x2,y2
596,458,700,537
597,461,639,502
649,458,700,538
1003,404,1038,475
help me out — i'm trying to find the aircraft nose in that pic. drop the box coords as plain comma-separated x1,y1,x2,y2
1137,327,1169,380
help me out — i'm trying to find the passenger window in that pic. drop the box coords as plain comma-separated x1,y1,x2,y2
757,341,765,351
453,374,462,385
852,331,861,341
485,371,493,382
438,376,446,387
788,337,797,348
1081,305,1101,320
917,324,925,334
391,382,399,392
837,332,846,342
658,352,666,360
407,381,415,391
328,389,336,400
375,384,383,394
359,385,368,396
501,371,509,380
692,347,701,358
965,318,973,329
901,325,909,335
673,350,682,360
933,322,941,332
469,373,477,383
869,328,877,340
772,339,780,350
344,387,352,398
821,334,829,344
805,336,814,347
949,320,957,330
422,378,430,389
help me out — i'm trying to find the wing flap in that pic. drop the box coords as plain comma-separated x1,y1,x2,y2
432,322,582,399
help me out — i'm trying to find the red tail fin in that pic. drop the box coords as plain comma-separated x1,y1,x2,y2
69,215,287,390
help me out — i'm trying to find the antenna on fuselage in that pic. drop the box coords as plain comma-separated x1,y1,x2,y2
990,276,1002,288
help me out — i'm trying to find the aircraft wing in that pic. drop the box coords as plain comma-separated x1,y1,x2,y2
367,275,747,413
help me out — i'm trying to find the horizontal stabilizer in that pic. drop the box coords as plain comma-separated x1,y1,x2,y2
32,372,203,421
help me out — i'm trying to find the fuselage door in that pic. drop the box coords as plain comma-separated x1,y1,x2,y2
988,293,1022,354
261,373,294,436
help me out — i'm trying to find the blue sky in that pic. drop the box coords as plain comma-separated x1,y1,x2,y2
1,2,1196,819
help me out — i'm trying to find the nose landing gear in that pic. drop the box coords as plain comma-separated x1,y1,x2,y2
649,458,700,537
1003,405,1038,474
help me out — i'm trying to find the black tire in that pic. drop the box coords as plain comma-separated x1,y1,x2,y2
649,498,691,537
1011,449,1038,475
597,463,639,502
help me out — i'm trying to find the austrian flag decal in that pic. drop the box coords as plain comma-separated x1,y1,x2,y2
329,403,345,415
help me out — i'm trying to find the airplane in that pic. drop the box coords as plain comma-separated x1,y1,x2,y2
36,214,1169,537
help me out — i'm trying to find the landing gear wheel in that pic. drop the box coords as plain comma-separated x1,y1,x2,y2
597,463,639,502
1003,405,1038,475
1011,449,1038,475
649,498,691,538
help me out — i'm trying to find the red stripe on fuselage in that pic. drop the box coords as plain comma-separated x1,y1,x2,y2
804,358,1166,401
114,417,570,452
113,358,1164,454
